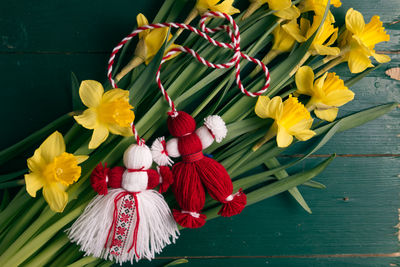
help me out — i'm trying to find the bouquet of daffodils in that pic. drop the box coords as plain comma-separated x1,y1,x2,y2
0,0,395,266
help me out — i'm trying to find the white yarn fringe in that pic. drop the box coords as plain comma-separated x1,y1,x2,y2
67,189,179,265
151,137,174,166
204,115,227,143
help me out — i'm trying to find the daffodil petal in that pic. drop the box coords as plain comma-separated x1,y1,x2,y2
74,109,98,130
346,8,365,35
27,149,45,173
267,0,291,10
144,27,169,64
137,13,150,39
311,44,340,56
314,107,339,122
348,50,373,73
255,96,283,120
39,131,65,164
255,96,271,119
107,124,133,137
289,119,313,133
274,5,300,20
373,53,391,63
295,66,314,96
282,19,307,43
79,80,104,108
276,126,293,148
75,155,89,164
102,88,129,103
294,129,316,141
43,183,68,213
24,173,45,197
89,126,109,149
324,90,355,107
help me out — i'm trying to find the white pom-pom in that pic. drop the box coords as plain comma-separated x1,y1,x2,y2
151,137,173,166
204,115,227,143
166,138,180,158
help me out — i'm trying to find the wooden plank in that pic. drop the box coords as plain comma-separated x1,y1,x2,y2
0,53,108,150
135,257,400,267
0,0,164,52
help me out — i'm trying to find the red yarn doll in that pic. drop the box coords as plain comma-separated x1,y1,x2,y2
151,112,246,228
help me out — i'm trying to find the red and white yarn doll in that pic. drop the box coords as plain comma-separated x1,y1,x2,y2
151,112,246,228
67,137,179,264
104,12,271,228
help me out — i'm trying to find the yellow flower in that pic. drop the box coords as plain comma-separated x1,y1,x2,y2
115,14,180,81
242,0,300,20
283,13,340,56
136,14,180,65
254,95,316,149
74,80,135,149
271,21,297,52
24,131,88,212
338,8,390,73
299,0,342,16
196,0,240,15
295,66,355,121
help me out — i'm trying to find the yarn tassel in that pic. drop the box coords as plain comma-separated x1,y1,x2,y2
67,189,179,264
172,162,207,228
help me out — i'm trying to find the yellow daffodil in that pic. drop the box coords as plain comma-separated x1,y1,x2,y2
301,13,340,56
253,95,316,150
338,8,390,73
295,66,355,121
115,14,180,81
196,0,240,15
299,0,342,16
262,21,297,64
242,0,300,21
24,131,88,212
74,80,135,149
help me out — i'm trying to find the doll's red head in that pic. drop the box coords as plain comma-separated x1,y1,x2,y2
167,111,196,137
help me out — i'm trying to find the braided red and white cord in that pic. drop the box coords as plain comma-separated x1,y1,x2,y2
107,11,271,117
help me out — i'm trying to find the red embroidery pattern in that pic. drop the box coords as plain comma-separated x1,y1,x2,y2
109,194,136,257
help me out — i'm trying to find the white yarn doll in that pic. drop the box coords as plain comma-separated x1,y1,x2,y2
67,143,179,264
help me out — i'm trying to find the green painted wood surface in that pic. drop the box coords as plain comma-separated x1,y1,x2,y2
0,0,399,266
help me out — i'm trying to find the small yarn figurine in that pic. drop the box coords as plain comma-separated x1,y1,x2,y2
67,142,179,264
151,112,246,228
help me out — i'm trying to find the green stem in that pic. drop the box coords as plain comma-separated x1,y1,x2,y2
0,198,45,253
1,202,86,267
49,245,82,267
0,188,31,234
0,169,28,183
66,256,101,267
0,179,24,189
288,51,311,77
22,234,69,267
315,56,344,77
252,124,277,152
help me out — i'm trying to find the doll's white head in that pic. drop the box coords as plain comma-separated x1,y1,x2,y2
123,144,153,170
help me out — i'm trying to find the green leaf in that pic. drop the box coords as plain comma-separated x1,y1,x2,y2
264,157,312,214
344,64,382,87
127,29,170,107
164,259,189,266
0,169,28,183
70,72,83,111
303,180,326,189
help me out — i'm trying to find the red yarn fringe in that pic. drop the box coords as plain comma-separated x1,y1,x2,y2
90,163,109,195
159,166,173,193
173,209,206,228
218,189,247,217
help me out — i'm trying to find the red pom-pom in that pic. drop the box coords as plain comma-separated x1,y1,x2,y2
218,189,247,217
108,166,124,188
159,166,173,193
167,111,196,137
173,209,206,228
147,169,160,190
90,163,109,195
